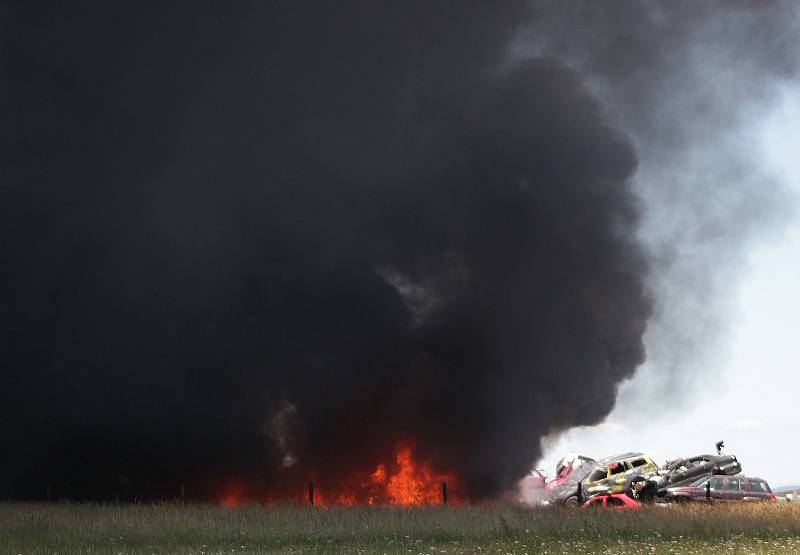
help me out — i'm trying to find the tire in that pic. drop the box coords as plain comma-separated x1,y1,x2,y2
564,495,580,508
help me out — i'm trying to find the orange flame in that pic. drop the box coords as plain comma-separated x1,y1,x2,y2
334,439,457,506
380,441,452,505
218,439,458,507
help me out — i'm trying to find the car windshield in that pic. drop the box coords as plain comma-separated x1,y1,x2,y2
571,463,596,483
557,457,593,479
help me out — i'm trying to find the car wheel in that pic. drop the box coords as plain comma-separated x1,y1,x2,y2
564,495,579,508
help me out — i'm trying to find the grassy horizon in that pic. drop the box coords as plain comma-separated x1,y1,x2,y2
2,501,800,554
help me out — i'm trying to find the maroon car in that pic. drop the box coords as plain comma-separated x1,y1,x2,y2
664,475,776,503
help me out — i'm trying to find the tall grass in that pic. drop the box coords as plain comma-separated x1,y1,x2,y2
1,502,799,554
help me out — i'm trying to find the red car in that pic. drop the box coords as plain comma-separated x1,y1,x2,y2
581,493,640,510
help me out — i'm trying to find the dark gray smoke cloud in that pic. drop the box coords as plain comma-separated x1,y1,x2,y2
15,1,791,501
516,1,800,408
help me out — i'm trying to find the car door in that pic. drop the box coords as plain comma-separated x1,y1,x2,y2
584,466,611,497
608,462,628,493
582,496,606,509
721,477,743,501
701,476,725,501
605,496,631,511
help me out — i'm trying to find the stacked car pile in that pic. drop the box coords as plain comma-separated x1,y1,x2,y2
525,442,775,509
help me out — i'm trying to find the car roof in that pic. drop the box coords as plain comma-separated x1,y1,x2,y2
595,452,646,464
708,475,768,482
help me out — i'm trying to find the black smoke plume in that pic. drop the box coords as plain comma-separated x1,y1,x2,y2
0,2,653,500
519,1,800,406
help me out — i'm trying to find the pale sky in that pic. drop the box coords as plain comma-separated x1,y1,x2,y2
538,86,800,489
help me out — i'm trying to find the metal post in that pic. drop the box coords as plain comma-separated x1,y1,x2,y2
442,481,448,506
308,480,315,507
706,480,711,502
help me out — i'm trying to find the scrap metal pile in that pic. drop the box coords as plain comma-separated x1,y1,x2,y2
521,441,774,507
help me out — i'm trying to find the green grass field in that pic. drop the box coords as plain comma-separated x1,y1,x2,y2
2,502,800,554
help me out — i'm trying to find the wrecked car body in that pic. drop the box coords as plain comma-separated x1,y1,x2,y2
553,453,595,483
547,442,745,505
631,453,743,501
544,453,596,506
546,452,659,506
581,453,659,500
660,454,742,488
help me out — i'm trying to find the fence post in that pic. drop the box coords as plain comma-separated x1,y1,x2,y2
706,480,711,502
442,481,448,506
308,480,315,507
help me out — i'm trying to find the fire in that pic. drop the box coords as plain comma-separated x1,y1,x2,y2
319,440,457,506
371,464,387,485
218,439,459,507
382,441,451,505
219,482,248,507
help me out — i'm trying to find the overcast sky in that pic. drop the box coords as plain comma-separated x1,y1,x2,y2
540,85,800,488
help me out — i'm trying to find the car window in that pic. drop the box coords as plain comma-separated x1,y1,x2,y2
609,464,625,476
725,479,740,491
708,478,724,490
584,497,604,508
630,459,647,468
748,479,771,494
606,497,625,507
588,468,607,482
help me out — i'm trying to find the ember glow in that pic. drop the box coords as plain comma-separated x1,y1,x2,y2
218,441,458,507
219,482,248,508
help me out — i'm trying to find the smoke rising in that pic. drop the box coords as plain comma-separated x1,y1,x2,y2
3,2,791,501
516,1,800,406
